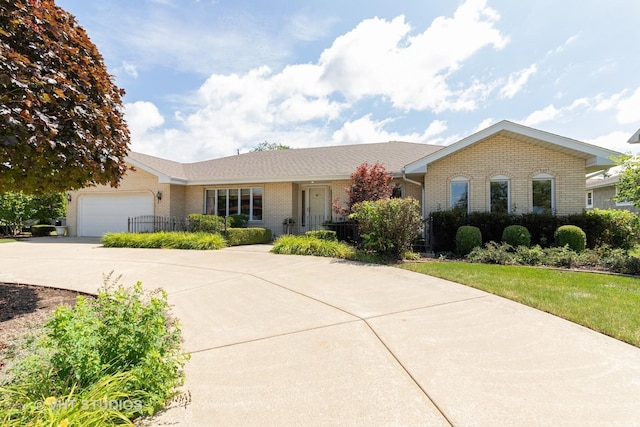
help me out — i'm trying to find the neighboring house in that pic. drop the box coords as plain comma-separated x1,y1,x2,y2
585,175,638,213
66,120,620,237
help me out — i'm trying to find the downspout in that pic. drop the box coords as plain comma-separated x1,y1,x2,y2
402,167,426,241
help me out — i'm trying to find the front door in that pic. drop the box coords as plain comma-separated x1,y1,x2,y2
307,186,327,230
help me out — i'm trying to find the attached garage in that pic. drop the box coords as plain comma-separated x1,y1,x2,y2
77,193,154,236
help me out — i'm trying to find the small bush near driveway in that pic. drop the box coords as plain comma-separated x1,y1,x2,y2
102,232,226,250
225,228,272,245
271,235,355,259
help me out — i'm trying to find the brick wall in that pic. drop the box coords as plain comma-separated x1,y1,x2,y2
424,135,585,216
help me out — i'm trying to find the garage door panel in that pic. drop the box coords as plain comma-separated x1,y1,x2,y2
79,193,154,236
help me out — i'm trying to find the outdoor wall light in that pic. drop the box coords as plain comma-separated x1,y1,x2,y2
66,193,72,203
156,190,162,202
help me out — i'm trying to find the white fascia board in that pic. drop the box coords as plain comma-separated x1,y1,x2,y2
125,156,188,185
404,120,623,174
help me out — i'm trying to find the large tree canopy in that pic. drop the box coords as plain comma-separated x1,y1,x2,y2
0,0,130,193
613,155,640,208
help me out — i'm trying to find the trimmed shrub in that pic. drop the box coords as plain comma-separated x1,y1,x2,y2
187,214,227,233
502,225,531,247
350,197,423,260
430,209,467,252
225,228,272,245
554,225,586,252
31,224,56,237
228,214,249,228
456,225,482,256
304,230,337,241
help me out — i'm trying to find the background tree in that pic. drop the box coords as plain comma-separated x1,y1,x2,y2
0,191,65,235
333,162,394,216
0,0,130,193
250,141,291,152
613,155,640,208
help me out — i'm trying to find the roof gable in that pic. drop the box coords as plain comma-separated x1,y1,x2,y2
404,120,621,175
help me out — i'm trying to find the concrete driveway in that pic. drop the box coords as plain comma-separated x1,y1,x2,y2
1,238,639,426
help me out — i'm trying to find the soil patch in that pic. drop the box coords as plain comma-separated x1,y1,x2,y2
0,283,85,376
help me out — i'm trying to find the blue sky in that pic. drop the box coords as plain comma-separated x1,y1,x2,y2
56,0,640,162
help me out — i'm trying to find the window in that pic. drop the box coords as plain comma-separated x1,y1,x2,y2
532,174,554,214
586,191,593,208
450,177,469,212
205,188,263,220
490,176,510,213
614,188,633,207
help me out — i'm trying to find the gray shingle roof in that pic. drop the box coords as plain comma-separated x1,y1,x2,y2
129,141,443,184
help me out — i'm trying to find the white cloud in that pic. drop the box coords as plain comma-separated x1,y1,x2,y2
585,131,640,156
616,87,640,124
500,64,537,99
475,118,496,132
547,34,579,55
115,61,138,79
522,97,591,126
288,13,336,41
125,0,512,161
124,101,165,136
318,0,508,112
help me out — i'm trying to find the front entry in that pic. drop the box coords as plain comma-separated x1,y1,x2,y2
303,186,329,231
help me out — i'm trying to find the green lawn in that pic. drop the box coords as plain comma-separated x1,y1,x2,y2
0,238,16,243
399,261,640,347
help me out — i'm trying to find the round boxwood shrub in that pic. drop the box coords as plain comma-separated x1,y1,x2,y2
456,225,482,256
502,225,531,247
554,225,586,252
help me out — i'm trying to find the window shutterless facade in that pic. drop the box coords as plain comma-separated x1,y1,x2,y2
450,177,469,212
532,174,554,214
586,191,593,208
490,175,510,213
205,188,263,220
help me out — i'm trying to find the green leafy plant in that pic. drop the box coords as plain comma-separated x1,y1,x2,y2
502,225,531,247
554,225,586,252
455,225,482,256
228,214,249,228
187,214,227,233
3,277,189,421
350,197,423,260
304,230,337,241
31,224,56,237
225,228,272,245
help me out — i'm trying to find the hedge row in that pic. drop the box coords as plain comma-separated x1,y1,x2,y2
431,208,640,252
225,228,272,245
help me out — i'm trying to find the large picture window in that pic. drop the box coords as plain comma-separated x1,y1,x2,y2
490,176,510,213
205,188,263,220
450,177,469,212
532,174,554,214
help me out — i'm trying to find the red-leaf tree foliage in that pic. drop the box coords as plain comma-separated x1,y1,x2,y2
0,0,130,193
333,161,394,216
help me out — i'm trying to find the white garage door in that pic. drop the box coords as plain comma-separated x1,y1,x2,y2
78,193,154,236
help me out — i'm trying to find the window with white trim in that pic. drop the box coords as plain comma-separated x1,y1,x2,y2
614,187,633,206
490,175,510,213
205,188,263,220
450,177,469,212
532,174,554,214
586,191,593,208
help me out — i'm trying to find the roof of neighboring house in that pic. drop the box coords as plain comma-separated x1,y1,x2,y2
628,128,640,144
404,120,621,174
127,141,443,185
586,174,620,189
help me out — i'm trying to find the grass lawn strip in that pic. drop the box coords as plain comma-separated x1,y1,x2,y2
399,261,640,347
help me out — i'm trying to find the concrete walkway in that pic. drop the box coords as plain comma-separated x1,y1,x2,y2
1,238,639,426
